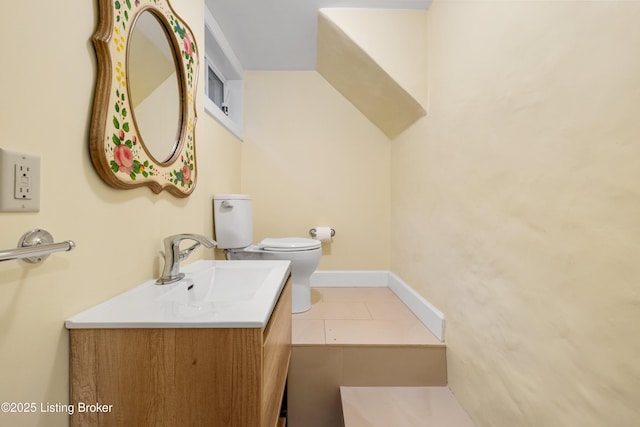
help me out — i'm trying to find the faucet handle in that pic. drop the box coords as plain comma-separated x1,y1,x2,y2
164,233,217,249
178,242,202,261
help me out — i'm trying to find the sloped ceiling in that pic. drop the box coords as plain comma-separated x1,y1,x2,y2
316,10,427,139
203,0,431,70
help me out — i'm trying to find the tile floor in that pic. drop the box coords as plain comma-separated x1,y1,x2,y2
340,386,476,427
292,287,443,346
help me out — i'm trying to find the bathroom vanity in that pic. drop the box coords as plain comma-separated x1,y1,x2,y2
66,260,291,427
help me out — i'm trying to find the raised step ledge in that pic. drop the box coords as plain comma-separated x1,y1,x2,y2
311,270,445,342
341,386,476,427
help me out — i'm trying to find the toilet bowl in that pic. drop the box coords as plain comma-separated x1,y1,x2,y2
226,238,321,313
213,195,322,313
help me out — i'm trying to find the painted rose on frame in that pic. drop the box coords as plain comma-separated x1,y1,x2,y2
182,164,191,184
114,144,134,174
183,32,193,57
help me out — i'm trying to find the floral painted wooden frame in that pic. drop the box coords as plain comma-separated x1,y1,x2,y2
90,0,198,197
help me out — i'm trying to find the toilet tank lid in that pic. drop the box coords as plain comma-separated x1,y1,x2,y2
258,237,321,251
213,194,251,200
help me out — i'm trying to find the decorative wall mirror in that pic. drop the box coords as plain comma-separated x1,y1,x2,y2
90,0,199,197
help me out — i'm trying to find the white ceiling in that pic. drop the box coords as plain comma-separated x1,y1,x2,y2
203,0,432,70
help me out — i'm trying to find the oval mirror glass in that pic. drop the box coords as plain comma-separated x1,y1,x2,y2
128,11,181,163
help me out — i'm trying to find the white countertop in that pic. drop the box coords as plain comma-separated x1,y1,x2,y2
65,260,291,329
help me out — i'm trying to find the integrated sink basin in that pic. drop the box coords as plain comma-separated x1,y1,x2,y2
157,264,272,303
65,260,291,328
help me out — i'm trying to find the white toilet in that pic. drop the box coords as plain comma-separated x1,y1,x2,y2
213,194,322,313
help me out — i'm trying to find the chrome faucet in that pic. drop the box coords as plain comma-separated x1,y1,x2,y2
156,234,217,285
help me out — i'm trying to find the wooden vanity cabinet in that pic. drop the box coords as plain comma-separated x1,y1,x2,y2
70,277,291,427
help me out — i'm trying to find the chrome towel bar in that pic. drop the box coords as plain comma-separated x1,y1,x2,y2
0,229,76,263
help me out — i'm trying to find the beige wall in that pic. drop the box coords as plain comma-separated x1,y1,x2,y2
391,1,640,426
0,2,241,426
241,71,391,270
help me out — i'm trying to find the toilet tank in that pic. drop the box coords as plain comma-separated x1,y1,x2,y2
213,194,253,249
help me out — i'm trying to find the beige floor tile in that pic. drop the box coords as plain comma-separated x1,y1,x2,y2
325,319,441,345
316,287,397,302
340,387,476,427
292,319,326,344
365,297,421,322
293,301,371,320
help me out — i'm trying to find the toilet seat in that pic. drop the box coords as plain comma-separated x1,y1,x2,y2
258,237,321,252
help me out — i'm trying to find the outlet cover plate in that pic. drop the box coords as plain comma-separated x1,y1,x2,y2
0,148,40,212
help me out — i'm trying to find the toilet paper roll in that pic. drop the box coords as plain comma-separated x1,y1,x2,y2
314,227,333,243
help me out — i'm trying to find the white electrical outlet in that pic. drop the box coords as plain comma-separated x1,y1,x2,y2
0,148,40,212
15,163,33,200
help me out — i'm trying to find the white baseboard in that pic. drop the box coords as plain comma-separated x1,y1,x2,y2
310,270,445,342
387,272,445,342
